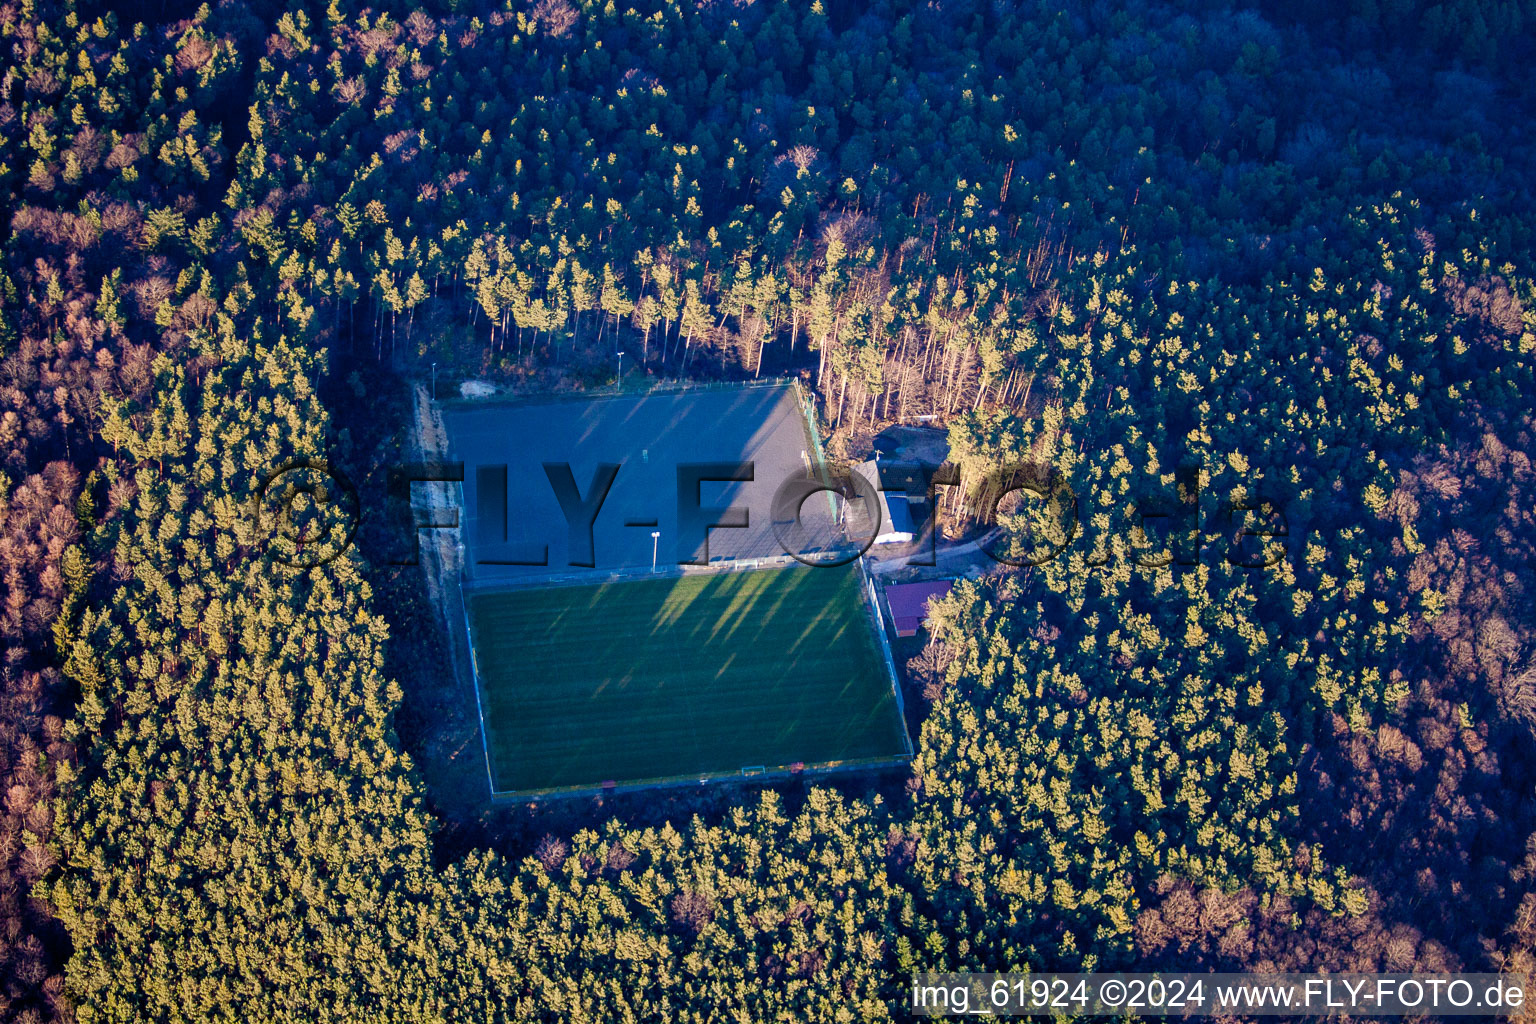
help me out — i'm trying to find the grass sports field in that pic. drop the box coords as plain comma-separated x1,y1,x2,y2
466,563,908,795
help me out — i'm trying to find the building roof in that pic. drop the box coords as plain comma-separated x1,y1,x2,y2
853,460,922,544
885,579,955,637
862,459,929,496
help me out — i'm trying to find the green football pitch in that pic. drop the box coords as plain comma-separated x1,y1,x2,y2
465,564,909,795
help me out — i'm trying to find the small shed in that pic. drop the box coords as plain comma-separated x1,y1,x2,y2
853,459,925,545
884,579,955,637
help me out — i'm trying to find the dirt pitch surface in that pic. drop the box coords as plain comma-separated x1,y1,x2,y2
442,383,841,581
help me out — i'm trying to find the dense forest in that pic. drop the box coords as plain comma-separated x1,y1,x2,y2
0,0,1533,1019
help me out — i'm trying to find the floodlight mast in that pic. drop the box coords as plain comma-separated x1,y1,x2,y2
650,531,661,572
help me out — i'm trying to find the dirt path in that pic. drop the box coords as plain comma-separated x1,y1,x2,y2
410,383,459,615
865,526,1004,576
408,384,492,795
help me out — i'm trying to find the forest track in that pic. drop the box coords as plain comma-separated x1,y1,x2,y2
865,526,1004,576
410,382,459,616
409,383,485,782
